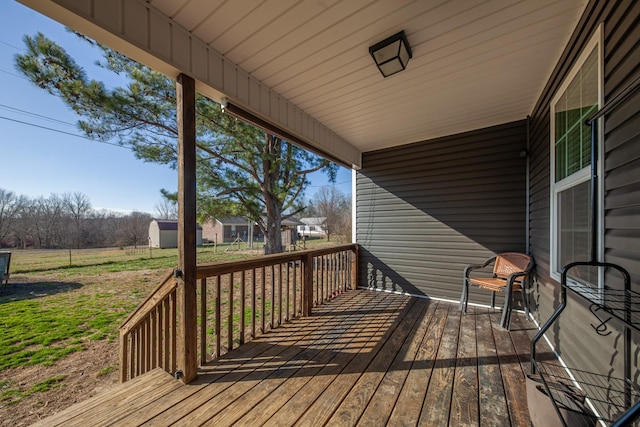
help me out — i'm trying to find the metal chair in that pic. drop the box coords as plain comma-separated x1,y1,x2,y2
0,251,11,285
460,252,534,329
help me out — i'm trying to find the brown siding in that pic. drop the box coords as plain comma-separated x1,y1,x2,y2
528,0,640,406
356,120,527,303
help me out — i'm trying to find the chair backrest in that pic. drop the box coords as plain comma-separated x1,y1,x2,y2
494,252,533,279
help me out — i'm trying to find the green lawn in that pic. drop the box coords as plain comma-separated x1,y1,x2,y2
0,239,335,406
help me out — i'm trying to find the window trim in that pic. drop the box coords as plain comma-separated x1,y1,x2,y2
549,24,604,284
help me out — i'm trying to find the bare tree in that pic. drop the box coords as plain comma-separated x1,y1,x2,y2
309,187,350,242
31,194,65,248
0,189,24,246
155,197,178,220
63,192,92,249
116,211,152,248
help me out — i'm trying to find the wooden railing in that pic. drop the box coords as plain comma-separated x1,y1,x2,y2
119,244,358,382
119,269,178,382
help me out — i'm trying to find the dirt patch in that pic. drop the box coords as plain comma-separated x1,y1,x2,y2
0,339,119,426
0,269,163,426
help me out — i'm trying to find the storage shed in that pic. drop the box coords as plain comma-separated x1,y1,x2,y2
149,220,202,248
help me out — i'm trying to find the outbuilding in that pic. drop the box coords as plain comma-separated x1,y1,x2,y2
149,219,203,249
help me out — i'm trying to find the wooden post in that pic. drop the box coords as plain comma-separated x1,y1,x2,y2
176,73,197,384
351,244,359,290
302,252,314,316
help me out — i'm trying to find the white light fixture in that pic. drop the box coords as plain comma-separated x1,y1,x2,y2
369,31,412,78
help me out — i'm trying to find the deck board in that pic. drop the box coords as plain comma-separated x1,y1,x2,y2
386,301,449,425
450,304,479,427
420,303,461,426
32,289,536,426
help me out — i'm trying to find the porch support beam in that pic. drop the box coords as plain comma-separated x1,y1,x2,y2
176,73,197,384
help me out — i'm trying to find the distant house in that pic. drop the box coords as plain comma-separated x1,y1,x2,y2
202,216,303,249
278,217,304,248
202,217,260,243
149,220,203,248
297,217,326,238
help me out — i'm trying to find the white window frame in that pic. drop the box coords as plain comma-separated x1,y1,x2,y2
549,24,604,284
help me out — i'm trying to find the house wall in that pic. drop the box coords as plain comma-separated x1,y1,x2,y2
528,0,639,411
148,221,161,248
356,120,527,303
201,220,219,243
159,230,178,249
152,229,202,248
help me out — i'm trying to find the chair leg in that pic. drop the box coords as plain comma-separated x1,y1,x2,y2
520,286,529,319
501,285,512,330
491,291,496,309
460,279,469,313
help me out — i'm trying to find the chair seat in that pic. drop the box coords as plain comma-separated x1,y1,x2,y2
469,277,522,292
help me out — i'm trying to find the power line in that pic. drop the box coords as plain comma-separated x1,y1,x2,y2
0,103,76,127
0,115,125,149
0,68,25,80
0,40,22,51
308,180,351,188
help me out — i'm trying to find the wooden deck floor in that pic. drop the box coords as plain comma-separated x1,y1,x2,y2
34,289,546,426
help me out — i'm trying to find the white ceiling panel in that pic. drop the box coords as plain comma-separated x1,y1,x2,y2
24,0,589,161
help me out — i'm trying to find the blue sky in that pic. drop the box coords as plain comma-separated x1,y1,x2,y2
0,2,351,214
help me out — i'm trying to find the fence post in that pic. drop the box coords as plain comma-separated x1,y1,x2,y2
302,252,314,316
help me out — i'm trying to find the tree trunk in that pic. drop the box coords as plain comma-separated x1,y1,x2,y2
262,134,284,255
264,198,283,254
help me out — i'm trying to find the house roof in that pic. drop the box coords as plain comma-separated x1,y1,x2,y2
299,217,326,226
22,0,588,168
215,216,303,227
153,220,202,231
282,217,304,227
215,217,250,226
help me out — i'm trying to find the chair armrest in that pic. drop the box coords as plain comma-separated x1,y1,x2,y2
505,262,535,286
464,256,497,279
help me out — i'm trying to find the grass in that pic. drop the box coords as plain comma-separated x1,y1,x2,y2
9,244,257,275
0,285,135,371
1,376,65,405
0,245,256,374
0,238,337,405
96,365,117,377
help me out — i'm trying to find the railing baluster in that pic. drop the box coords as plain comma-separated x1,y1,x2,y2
170,289,177,374
292,262,297,318
251,268,256,339
215,275,221,358
270,265,275,330
163,297,169,371
227,272,233,352
150,309,157,370
314,256,318,306
143,318,150,373
278,263,283,327
240,270,245,345
261,266,266,334
286,262,290,322
200,278,207,365
320,255,324,303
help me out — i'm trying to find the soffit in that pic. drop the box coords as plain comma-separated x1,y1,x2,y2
150,0,587,152
21,0,588,157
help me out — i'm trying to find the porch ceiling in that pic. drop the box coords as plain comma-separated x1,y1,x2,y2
19,0,587,165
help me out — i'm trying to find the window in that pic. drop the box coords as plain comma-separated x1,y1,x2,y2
550,25,603,283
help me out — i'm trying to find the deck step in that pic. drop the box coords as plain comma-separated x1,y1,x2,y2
31,368,182,427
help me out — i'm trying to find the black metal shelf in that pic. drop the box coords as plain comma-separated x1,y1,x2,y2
531,360,640,425
531,261,640,427
563,282,640,333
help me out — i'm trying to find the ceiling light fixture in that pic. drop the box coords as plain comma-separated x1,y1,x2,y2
369,30,412,78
